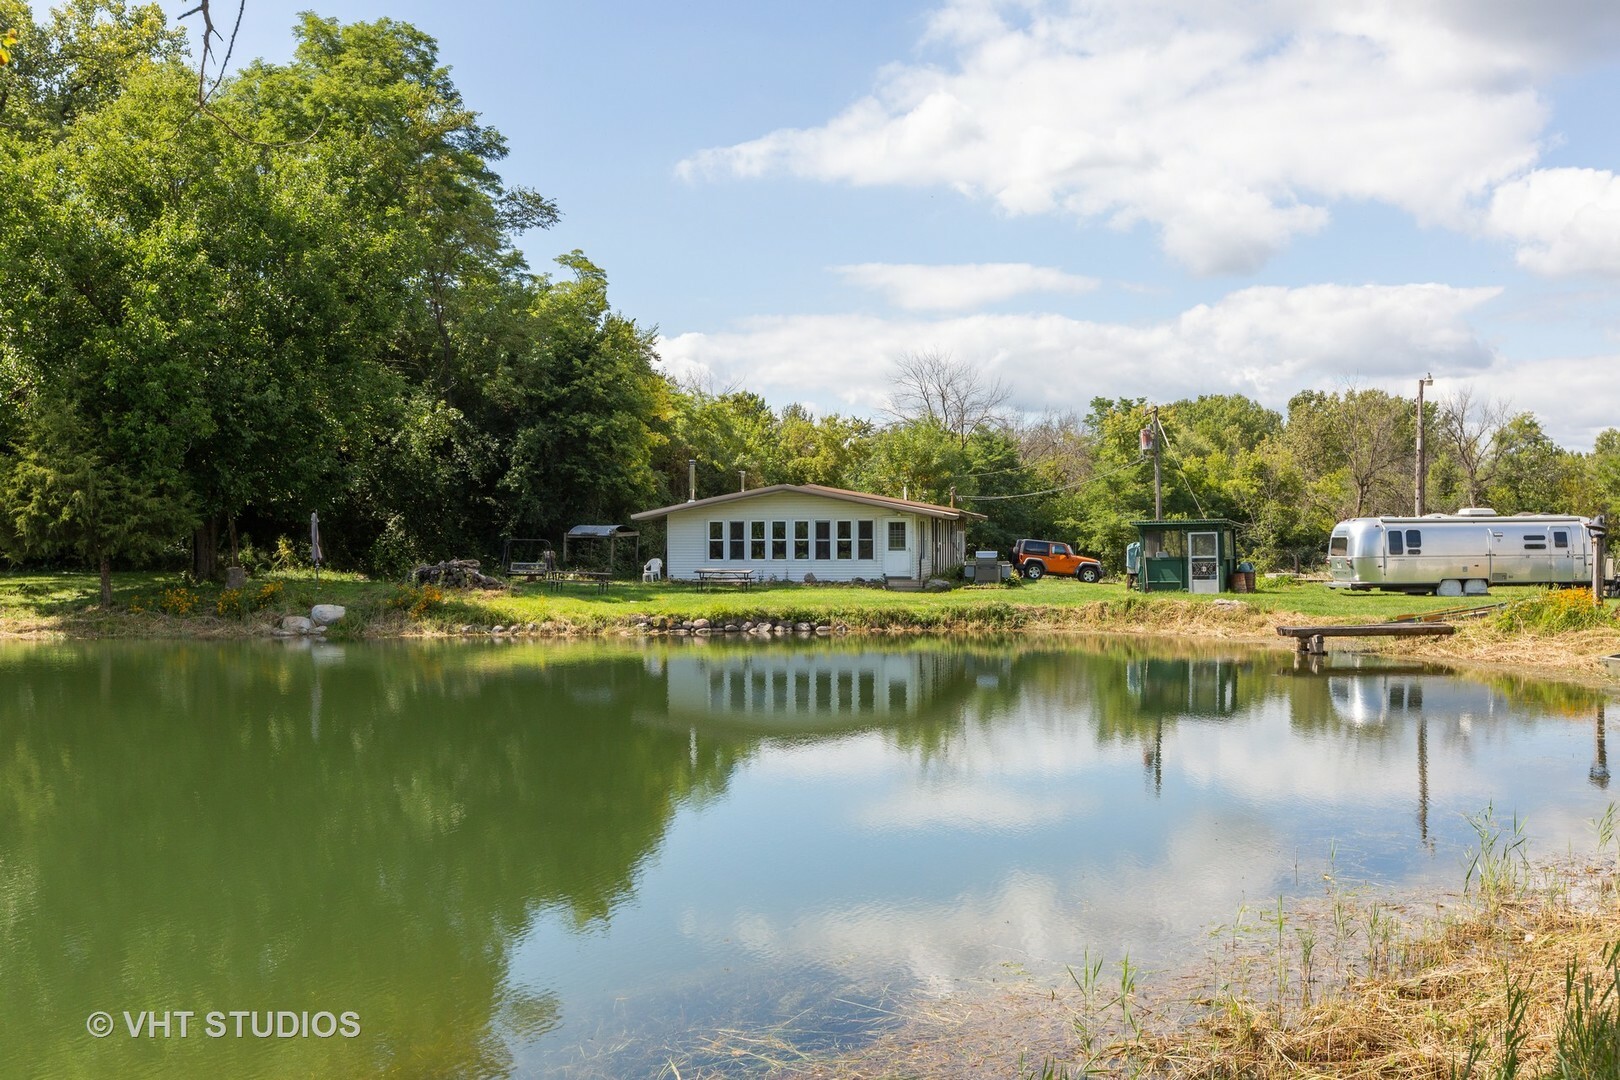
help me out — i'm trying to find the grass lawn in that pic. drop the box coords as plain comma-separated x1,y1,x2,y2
0,569,1613,670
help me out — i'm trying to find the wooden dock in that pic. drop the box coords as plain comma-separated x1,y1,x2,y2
1277,623,1456,655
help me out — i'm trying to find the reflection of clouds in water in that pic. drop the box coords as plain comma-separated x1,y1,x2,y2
676,814,1296,994
854,784,1086,831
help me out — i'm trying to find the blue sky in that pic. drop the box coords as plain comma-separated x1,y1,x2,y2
110,2,1620,448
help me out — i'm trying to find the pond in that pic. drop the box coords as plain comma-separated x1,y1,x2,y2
0,636,1614,1077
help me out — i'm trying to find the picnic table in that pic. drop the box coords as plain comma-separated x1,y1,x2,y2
543,570,611,593
694,567,756,591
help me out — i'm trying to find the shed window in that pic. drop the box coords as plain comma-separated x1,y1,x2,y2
814,521,831,560
794,520,810,560
1553,530,1569,549
728,521,745,561
750,520,766,560
836,520,853,559
888,521,907,551
709,521,724,561
857,520,874,559
771,521,787,560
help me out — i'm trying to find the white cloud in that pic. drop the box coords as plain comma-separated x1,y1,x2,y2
1486,168,1620,276
679,0,1559,273
834,262,1099,311
657,281,1501,421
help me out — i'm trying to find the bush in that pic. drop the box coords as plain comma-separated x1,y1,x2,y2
216,581,284,618
158,587,199,617
384,584,445,620
1494,588,1615,634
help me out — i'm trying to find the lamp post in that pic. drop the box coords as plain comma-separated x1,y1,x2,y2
1415,374,1433,516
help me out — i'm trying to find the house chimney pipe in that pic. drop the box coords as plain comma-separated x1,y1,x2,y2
687,459,697,502
739,470,747,492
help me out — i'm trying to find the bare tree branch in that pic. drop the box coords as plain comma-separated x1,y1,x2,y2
1436,387,1512,508
886,348,1011,446
178,0,245,108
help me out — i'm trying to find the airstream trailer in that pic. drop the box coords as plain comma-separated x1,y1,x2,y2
1326,508,1611,596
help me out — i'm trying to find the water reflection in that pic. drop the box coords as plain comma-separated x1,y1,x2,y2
0,638,1614,1079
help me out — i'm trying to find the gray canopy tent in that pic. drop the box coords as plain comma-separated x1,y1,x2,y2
562,524,640,576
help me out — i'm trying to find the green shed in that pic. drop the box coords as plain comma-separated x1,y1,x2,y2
1130,518,1243,594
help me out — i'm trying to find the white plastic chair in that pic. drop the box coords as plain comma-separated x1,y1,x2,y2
642,557,663,582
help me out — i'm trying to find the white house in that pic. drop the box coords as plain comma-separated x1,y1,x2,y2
630,484,983,583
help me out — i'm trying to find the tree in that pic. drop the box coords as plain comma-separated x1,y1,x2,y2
1435,387,1510,508
1284,389,1413,520
887,349,1010,447
1486,414,1578,514
1,406,193,606
1591,429,1620,521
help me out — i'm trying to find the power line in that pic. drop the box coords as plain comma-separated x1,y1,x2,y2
1153,418,1209,518
960,457,1145,501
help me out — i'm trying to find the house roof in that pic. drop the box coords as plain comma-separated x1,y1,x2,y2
1129,518,1241,529
632,484,985,522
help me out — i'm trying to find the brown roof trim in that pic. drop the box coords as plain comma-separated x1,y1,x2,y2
631,483,985,522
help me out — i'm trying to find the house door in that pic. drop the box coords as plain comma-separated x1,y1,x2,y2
1188,531,1220,594
883,519,913,577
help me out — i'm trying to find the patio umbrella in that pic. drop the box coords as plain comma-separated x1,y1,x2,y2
310,512,323,582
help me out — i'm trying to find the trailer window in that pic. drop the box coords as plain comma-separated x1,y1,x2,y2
1329,535,1348,556
1387,531,1403,555
1553,530,1569,549
1523,533,1547,551
1405,530,1422,554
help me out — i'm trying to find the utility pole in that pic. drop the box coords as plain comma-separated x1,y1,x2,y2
1415,373,1433,515
1591,514,1608,606
1150,407,1163,519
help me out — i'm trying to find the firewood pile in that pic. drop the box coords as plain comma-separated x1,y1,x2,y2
411,559,506,589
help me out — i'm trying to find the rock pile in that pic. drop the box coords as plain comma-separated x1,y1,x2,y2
412,559,505,589
632,616,843,637
273,604,347,638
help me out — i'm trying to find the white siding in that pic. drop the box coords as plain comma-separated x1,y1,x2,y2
662,492,947,581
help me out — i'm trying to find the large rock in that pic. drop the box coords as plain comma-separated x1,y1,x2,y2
924,578,953,592
224,566,247,590
310,604,347,626
280,615,313,634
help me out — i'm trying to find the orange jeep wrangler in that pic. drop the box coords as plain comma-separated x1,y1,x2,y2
1011,539,1103,582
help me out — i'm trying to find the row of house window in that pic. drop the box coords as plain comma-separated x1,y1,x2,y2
707,519,906,561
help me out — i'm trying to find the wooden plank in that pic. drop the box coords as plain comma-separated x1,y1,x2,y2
1276,624,1455,639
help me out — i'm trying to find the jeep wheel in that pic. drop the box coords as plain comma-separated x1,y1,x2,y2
1022,562,1045,580
1078,565,1100,583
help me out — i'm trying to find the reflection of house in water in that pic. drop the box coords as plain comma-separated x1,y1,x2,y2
1125,658,1242,719
1124,657,1247,796
655,647,992,733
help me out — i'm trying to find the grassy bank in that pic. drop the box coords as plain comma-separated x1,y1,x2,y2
2,569,1617,674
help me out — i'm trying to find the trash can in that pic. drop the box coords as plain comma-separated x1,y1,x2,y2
1230,561,1256,593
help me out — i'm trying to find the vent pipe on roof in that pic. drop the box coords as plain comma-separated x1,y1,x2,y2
903,484,908,501
739,470,747,492
687,459,697,502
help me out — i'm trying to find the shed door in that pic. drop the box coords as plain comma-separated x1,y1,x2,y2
883,519,912,577
1189,531,1220,594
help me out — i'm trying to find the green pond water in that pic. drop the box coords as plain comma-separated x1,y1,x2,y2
1,636,1614,1078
